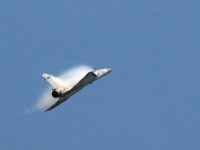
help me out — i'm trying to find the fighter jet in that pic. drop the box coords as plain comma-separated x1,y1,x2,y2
42,68,112,111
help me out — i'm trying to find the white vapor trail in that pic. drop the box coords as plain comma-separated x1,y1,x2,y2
35,65,94,111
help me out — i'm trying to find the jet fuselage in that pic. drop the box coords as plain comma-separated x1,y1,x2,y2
42,68,112,111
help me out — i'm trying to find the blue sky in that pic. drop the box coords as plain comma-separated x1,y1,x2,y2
0,0,200,149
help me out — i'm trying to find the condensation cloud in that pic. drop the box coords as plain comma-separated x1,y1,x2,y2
35,65,94,111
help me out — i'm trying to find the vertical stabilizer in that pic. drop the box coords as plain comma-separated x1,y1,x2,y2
42,73,66,89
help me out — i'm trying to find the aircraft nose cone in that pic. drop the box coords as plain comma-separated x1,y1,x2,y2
104,68,112,74
102,68,112,75
106,68,112,73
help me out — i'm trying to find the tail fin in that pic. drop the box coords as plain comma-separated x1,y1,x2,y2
42,73,66,89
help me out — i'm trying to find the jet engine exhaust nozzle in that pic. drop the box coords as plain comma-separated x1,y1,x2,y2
52,90,61,98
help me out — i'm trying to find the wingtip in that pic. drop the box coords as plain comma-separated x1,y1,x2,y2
44,107,52,112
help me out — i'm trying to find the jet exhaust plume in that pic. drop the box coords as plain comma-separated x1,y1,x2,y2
35,65,94,111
